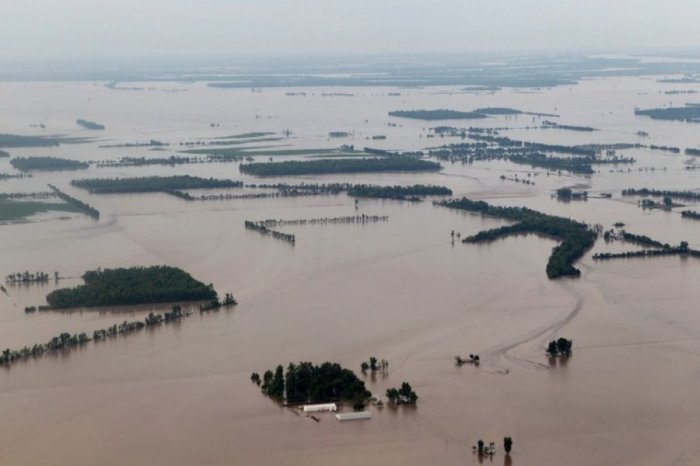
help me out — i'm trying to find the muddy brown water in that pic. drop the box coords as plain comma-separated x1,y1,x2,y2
1,77,700,465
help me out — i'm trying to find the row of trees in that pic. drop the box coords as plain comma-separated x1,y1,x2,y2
593,242,698,261
257,214,389,227
239,157,441,177
622,188,700,201
48,184,100,219
6,271,57,284
45,265,217,308
2,304,191,366
347,184,452,200
388,109,487,120
11,157,89,172
438,197,597,278
71,176,243,194
244,220,295,244
427,134,635,175
635,105,700,122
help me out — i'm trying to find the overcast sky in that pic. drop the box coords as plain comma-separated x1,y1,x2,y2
1,0,700,61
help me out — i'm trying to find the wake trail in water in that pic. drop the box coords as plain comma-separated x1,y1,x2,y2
479,280,584,373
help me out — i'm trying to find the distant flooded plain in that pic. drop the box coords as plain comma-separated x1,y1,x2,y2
1,77,700,465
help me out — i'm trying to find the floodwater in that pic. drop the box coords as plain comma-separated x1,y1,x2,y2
1,77,700,466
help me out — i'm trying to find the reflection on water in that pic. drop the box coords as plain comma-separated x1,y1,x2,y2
1,77,700,465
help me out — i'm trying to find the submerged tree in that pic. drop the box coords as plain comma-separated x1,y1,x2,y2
504,436,513,455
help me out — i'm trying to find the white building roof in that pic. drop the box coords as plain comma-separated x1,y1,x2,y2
335,411,372,421
302,403,337,413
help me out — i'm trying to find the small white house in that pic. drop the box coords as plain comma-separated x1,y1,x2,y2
302,403,337,413
335,411,372,421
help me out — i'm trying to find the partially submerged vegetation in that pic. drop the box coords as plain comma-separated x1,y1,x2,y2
48,184,100,219
71,176,242,194
1,304,193,367
10,157,89,172
386,382,418,405
360,356,389,374
438,197,597,278
45,266,217,308
244,220,295,244
0,197,81,222
389,109,486,120
593,241,699,261
76,119,105,130
255,214,388,227
239,157,441,177
347,184,452,200
635,104,700,123
0,133,60,148
542,120,597,132
546,337,573,357
681,210,700,220
6,271,57,284
621,188,700,201
253,362,371,408
428,130,634,175
556,187,588,201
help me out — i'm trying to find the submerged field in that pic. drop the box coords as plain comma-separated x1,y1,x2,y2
1,75,700,466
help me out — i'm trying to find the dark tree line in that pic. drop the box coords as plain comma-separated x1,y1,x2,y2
622,188,700,201
0,133,59,148
71,176,242,194
347,184,452,200
76,119,105,130
635,105,700,122
11,157,89,172
48,184,100,219
239,157,441,177
438,197,596,278
388,109,487,120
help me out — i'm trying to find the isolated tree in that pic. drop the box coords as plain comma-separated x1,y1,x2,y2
504,436,513,455
369,356,378,371
386,388,399,403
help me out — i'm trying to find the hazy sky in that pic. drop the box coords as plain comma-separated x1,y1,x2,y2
2,0,700,61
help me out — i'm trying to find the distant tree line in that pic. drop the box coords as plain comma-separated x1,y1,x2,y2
0,133,59,148
71,176,242,194
622,188,700,201
239,157,441,177
11,157,89,172
347,184,452,200
681,210,700,220
635,105,700,122
76,119,105,130
389,109,487,120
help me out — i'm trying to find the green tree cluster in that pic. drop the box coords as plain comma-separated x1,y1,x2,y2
45,266,217,308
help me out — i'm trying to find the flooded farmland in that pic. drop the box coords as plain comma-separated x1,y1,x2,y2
1,75,700,466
